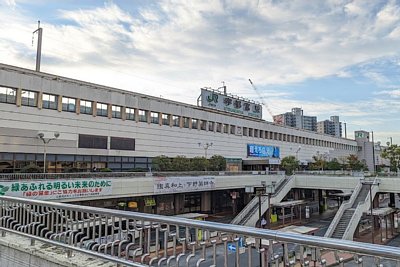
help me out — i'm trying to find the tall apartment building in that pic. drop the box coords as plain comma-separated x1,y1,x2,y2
273,108,317,132
317,116,342,138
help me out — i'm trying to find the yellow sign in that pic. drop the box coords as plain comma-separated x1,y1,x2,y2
128,201,138,208
145,198,156,207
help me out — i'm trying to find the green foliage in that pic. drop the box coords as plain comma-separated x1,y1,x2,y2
281,156,299,175
326,158,342,170
171,156,191,171
191,157,209,171
381,144,400,172
346,154,367,171
19,164,42,173
208,155,226,171
152,155,172,171
99,168,112,172
310,155,327,170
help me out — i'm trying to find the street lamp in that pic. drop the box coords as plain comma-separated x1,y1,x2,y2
198,142,213,159
295,146,301,160
37,132,60,173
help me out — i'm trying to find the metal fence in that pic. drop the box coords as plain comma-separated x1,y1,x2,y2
1,196,400,267
0,170,285,181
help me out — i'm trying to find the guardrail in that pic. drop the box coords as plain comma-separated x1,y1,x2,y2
2,196,400,267
0,170,284,181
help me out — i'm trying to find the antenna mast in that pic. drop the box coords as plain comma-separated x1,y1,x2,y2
33,20,43,72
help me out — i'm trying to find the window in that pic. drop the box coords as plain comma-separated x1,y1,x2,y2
230,125,235,134
62,97,76,112
139,109,148,122
151,112,159,124
223,124,229,133
96,102,108,117
78,134,107,149
80,100,92,114
112,105,121,119
200,120,207,130
249,128,253,137
216,123,222,133
183,117,190,128
254,129,259,137
192,119,198,129
0,87,16,104
208,121,215,131
243,127,248,136
162,114,170,125
173,115,180,127
42,93,58,109
21,90,37,107
126,107,135,120
110,137,135,151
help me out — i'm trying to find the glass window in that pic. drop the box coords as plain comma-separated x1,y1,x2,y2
0,87,16,104
96,102,108,117
200,120,207,131
21,90,38,107
192,119,198,129
173,115,180,127
126,107,135,120
230,125,235,134
183,117,190,128
139,109,148,122
112,105,121,119
249,128,253,137
110,137,135,151
62,97,76,112
208,121,214,131
151,112,159,124
78,134,107,149
216,123,222,133
223,124,228,133
80,100,92,114
254,129,258,137
162,114,170,125
243,127,248,136
42,93,58,110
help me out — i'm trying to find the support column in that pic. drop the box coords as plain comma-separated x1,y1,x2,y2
201,192,211,213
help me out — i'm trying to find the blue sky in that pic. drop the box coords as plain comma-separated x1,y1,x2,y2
1,0,400,144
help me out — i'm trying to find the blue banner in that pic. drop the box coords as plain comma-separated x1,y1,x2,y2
247,144,280,158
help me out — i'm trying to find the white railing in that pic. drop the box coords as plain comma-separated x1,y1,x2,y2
324,181,362,238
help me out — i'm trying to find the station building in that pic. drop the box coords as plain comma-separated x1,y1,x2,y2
0,63,359,173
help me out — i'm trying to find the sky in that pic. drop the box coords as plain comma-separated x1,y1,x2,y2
0,0,400,144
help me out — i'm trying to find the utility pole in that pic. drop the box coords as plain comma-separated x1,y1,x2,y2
33,20,43,72
371,131,376,174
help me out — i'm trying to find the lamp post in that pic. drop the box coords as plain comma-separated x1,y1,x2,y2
388,137,393,146
37,132,60,173
198,142,213,172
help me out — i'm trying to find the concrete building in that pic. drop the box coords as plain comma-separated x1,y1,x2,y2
0,63,360,173
273,107,317,132
317,116,342,138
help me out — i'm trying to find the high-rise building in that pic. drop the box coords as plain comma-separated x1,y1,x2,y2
273,108,317,132
317,116,342,137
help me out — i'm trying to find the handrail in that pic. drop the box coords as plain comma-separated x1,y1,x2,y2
324,180,362,238
0,171,282,181
1,195,400,266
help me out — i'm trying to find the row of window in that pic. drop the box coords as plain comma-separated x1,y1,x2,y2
78,135,135,151
0,86,357,151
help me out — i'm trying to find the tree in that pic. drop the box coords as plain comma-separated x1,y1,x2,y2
152,155,172,171
208,155,226,171
309,155,327,170
191,157,209,171
346,154,367,171
171,156,191,171
381,144,400,172
19,164,42,173
281,156,299,175
326,158,342,171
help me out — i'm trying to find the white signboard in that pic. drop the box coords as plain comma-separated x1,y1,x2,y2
0,179,113,200
154,176,216,193
201,89,262,119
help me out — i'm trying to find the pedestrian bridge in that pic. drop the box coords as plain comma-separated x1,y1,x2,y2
1,195,400,267
0,171,399,202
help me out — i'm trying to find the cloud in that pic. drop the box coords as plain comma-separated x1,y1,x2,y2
374,89,400,98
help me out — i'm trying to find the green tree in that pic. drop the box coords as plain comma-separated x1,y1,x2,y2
310,155,327,170
346,154,367,171
281,156,299,175
326,158,342,171
19,164,42,173
381,144,400,172
208,155,226,171
152,155,172,171
171,156,191,171
190,157,209,171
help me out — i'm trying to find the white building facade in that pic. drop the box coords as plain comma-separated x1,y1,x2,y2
0,64,359,172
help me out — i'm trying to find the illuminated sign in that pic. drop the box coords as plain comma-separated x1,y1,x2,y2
247,144,280,158
200,88,262,119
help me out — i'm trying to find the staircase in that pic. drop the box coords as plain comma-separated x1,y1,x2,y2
325,179,379,240
231,175,295,227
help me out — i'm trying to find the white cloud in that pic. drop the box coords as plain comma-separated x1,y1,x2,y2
374,89,400,98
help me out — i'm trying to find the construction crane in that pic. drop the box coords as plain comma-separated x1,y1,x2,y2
248,79,275,121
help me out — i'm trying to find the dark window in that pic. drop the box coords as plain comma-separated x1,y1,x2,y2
139,109,148,122
96,103,108,117
151,112,159,124
62,97,76,112
173,115,180,127
126,108,135,120
162,114,170,125
42,93,58,109
21,90,38,107
0,86,16,104
110,137,135,151
112,105,122,118
78,134,107,149
80,100,92,114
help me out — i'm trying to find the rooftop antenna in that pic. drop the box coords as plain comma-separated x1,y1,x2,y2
32,20,43,72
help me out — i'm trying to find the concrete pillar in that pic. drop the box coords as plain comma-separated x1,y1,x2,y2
121,106,126,120
134,108,139,123
37,92,43,109
174,194,184,214
159,112,162,126
76,98,81,114
57,95,62,112
107,104,112,119
201,192,211,213
92,101,97,117
16,88,22,107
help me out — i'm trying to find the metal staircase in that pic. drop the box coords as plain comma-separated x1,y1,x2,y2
325,179,379,240
231,175,295,226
